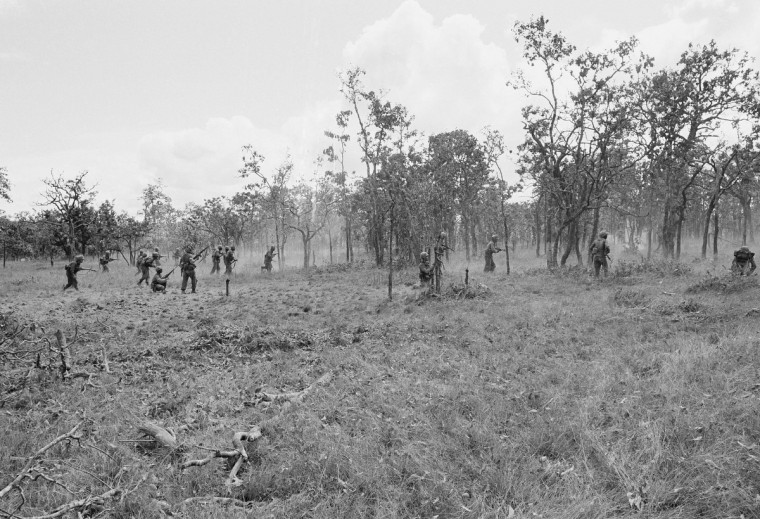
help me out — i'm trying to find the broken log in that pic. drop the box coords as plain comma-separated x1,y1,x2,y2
135,421,179,450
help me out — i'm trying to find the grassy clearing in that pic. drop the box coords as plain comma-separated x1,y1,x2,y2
1,249,759,518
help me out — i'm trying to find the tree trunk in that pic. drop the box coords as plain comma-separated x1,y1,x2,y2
503,218,510,275
647,226,653,260
675,217,683,261
701,198,716,259
328,228,333,265
534,197,542,257
712,211,719,256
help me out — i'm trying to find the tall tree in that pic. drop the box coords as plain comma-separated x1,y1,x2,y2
39,171,97,257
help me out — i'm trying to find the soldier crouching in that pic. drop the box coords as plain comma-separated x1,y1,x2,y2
732,246,756,276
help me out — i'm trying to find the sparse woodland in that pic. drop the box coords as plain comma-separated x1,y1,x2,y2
2,17,760,519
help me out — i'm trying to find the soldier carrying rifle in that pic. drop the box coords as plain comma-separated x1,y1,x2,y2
484,234,503,273
589,231,611,278
63,254,95,291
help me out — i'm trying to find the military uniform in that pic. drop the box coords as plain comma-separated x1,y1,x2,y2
180,250,197,293
589,233,610,278
419,256,434,286
211,247,222,274
263,247,276,272
135,251,146,273
63,256,84,291
732,246,756,275
224,247,236,275
151,269,169,292
484,237,501,272
99,251,112,272
137,253,154,286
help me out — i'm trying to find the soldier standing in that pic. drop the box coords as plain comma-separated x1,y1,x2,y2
484,234,502,273
137,251,155,286
263,246,276,272
63,254,85,291
732,246,757,275
99,251,112,273
433,231,448,293
224,246,236,275
180,246,197,294
589,232,611,278
419,251,433,290
135,250,146,274
211,246,223,274
153,247,162,267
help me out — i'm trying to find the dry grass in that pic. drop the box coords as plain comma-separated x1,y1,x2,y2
1,247,759,518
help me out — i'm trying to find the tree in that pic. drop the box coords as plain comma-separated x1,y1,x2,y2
0,167,10,204
39,171,97,257
240,149,292,270
287,171,336,268
339,66,415,266
324,110,354,263
636,41,758,258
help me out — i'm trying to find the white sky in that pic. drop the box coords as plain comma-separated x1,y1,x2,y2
1,0,758,215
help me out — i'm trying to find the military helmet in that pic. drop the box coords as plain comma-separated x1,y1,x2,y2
420,251,429,259
741,246,750,252
231,246,236,251
439,231,447,238
156,267,163,273
225,246,230,250
75,254,84,261
152,251,159,257
154,247,159,252
218,246,223,250
491,234,498,241
270,246,276,251
600,232,608,239
185,245,193,253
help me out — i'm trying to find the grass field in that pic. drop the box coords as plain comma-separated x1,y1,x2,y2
1,246,759,518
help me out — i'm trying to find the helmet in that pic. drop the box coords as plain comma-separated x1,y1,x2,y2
75,254,84,261
270,246,276,251
599,232,608,239
225,246,230,250
439,231,447,238
491,234,498,241
185,245,193,253
155,267,163,273
741,246,750,252
420,251,429,259
218,246,223,250
154,247,159,252
231,246,236,251
152,251,159,257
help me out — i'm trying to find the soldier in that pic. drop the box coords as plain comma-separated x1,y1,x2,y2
211,246,223,274
151,267,170,292
263,246,276,272
419,251,433,289
99,251,112,273
484,234,502,273
224,246,236,275
589,231,611,278
153,247,162,267
180,246,197,294
135,250,146,274
137,250,155,286
63,254,85,291
732,246,757,275
432,231,449,293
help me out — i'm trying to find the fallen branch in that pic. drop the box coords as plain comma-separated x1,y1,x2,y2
135,421,179,450
181,428,262,490
178,496,251,509
54,330,72,380
0,422,83,500
256,371,333,411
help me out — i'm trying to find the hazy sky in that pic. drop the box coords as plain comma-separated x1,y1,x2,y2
1,0,758,215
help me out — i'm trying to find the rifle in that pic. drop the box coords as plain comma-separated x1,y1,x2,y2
80,268,97,273
193,246,210,260
606,254,613,263
164,267,177,278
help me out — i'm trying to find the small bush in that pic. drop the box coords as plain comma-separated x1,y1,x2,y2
611,288,651,308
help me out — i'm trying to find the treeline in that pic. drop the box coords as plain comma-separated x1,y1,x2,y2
2,17,760,269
